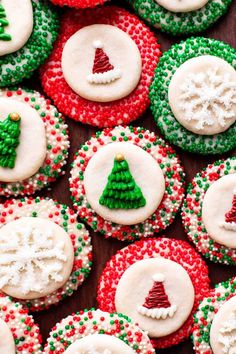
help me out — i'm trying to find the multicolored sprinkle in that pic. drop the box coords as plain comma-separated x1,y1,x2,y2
43,308,155,353
0,197,92,312
0,294,42,353
97,237,210,349
182,157,236,265
69,126,185,241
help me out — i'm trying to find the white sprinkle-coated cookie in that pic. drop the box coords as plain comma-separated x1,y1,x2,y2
0,197,92,312
0,88,69,197
70,126,185,241
182,157,236,265
192,277,236,354
43,309,155,353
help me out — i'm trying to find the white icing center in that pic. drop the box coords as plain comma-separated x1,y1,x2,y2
83,142,165,225
0,0,33,56
0,319,15,354
115,258,195,338
210,296,236,354
154,0,209,13
0,217,74,299
179,68,236,130
168,55,236,135
202,174,236,249
61,24,142,103
64,334,135,354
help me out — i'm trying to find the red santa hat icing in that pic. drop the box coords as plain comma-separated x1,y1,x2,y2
138,273,177,320
87,40,122,84
220,191,236,231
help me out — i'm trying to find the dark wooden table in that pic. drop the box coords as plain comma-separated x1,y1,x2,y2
31,1,236,352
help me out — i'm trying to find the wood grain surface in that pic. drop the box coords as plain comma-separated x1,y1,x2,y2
29,1,236,352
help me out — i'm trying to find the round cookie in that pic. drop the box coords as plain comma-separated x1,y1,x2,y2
70,126,185,241
182,157,236,265
40,6,161,127
150,37,236,155
129,0,233,36
0,197,92,311
0,294,42,353
0,0,59,87
50,0,109,8
192,277,236,354
97,238,210,349
43,309,155,353
0,88,69,197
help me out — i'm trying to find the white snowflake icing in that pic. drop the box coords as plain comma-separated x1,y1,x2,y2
179,67,236,131
0,224,67,295
219,310,236,354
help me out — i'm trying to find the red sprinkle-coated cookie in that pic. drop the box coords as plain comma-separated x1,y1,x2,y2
50,0,108,8
40,6,161,127
97,237,210,349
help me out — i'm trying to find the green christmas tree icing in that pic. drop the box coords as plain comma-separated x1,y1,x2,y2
0,113,21,169
99,153,146,209
0,3,11,41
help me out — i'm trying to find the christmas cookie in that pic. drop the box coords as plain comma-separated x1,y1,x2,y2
43,308,155,353
0,197,92,311
0,294,42,353
150,37,236,155
0,0,59,87
192,277,236,354
40,6,161,127
129,0,233,36
97,238,210,349
0,88,69,197
69,126,185,241
50,0,109,9
182,157,236,265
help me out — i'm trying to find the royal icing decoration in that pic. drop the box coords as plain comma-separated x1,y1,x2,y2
87,40,121,85
0,113,21,169
138,273,177,320
179,67,236,131
220,191,236,232
218,310,236,354
0,222,68,295
0,3,11,41
168,55,236,136
99,153,146,210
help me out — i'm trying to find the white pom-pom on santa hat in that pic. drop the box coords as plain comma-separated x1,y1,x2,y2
93,40,103,49
152,273,165,282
